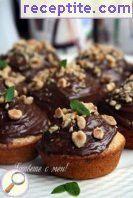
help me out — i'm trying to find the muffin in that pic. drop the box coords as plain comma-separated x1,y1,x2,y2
1,39,59,81
99,75,133,149
0,62,27,94
0,81,48,164
38,101,125,179
76,44,130,97
30,63,102,120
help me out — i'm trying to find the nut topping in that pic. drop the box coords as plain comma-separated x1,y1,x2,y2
102,115,117,126
8,109,23,120
83,102,98,114
62,117,71,128
24,96,34,105
20,95,34,105
77,116,86,129
106,82,116,92
72,131,87,148
93,127,104,140
54,108,63,118
49,125,59,133
57,78,68,88
0,97,4,103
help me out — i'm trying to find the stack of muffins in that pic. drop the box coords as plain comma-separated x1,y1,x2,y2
0,40,132,180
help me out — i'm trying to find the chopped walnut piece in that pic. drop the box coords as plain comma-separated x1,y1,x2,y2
0,66,11,78
36,80,44,90
93,127,104,140
115,104,121,110
109,100,116,106
72,131,87,148
14,90,18,97
106,54,116,68
57,78,68,88
0,97,4,103
62,116,71,128
106,82,116,92
19,95,33,105
30,56,43,69
77,116,86,129
24,96,34,105
102,115,117,126
49,125,59,133
54,108,63,118
83,102,98,114
8,109,23,120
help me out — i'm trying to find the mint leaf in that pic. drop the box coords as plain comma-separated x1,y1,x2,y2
51,184,65,194
5,87,15,102
51,182,80,196
64,182,80,196
70,100,90,116
0,60,7,70
59,59,67,68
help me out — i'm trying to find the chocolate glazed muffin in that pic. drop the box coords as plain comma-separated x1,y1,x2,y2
99,75,133,149
1,39,59,82
0,63,27,95
39,101,125,179
76,44,131,98
0,82,48,164
30,63,102,120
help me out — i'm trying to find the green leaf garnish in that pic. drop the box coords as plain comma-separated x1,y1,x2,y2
5,86,15,102
51,182,80,196
51,184,65,194
64,182,80,196
70,100,90,116
59,59,67,68
0,60,7,70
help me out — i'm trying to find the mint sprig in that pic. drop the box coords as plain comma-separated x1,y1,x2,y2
0,60,7,70
70,100,90,116
59,59,67,68
51,184,65,194
51,182,80,196
5,87,15,102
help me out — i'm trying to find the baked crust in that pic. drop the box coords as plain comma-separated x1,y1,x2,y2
39,132,125,180
0,135,42,165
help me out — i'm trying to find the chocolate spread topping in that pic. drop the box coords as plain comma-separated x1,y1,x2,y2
76,44,129,86
0,82,48,144
40,105,117,156
103,75,133,130
1,39,59,81
30,64,102,119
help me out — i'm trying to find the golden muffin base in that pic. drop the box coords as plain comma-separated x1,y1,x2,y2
40,132,125,180
0,135,42,165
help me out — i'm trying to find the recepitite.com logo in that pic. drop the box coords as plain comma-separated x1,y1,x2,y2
20,0,132,18
1,169,29,197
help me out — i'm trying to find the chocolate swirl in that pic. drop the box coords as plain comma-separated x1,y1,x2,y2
1,39,59,81
100,75,133,131
76,44,129,86
40,110,117,156
30,64,102,120
0,82,48,143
